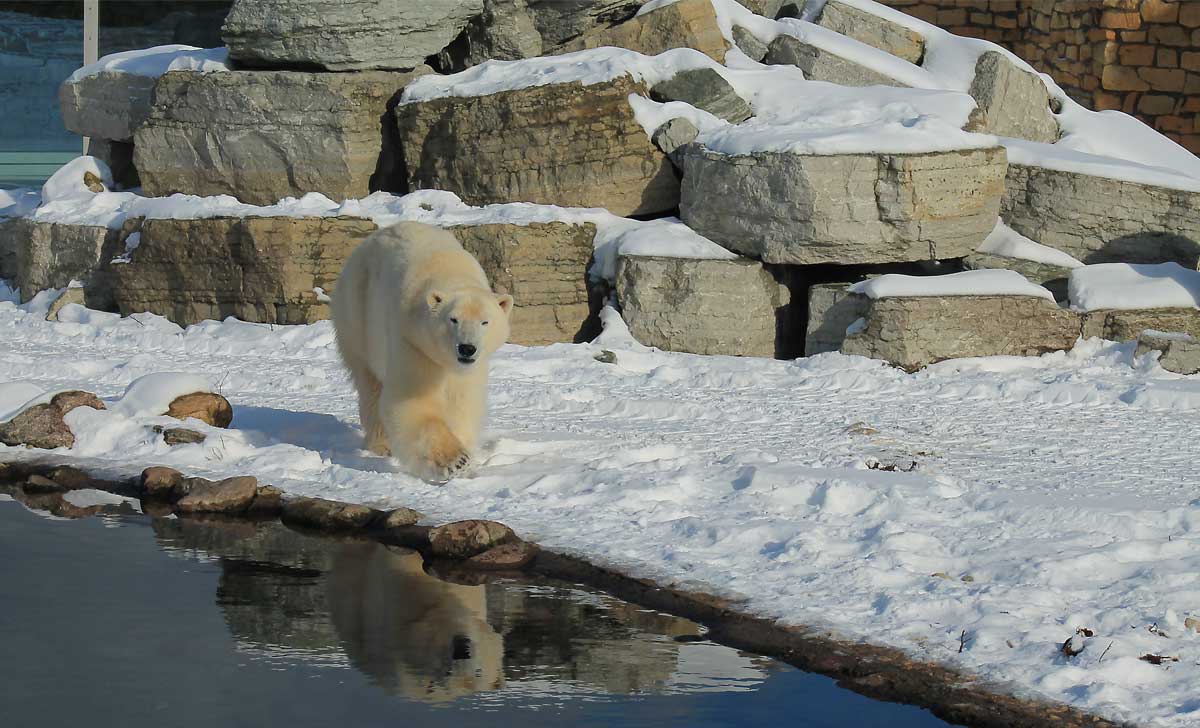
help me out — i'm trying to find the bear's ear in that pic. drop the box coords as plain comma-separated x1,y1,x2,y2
426,290,445,311
496,294,514,316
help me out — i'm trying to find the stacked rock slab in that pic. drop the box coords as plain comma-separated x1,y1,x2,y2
616,255,793,358
109,216,377,325
765,34,904,88
555,0,730,62
8,218,131,304
1080,308,1200,343
805,283,872,355
221,0,484,71
1136,332,1200,375
680,145,1008,265
135,68,428,206
813,0,925,65
1002,165,1200,268
963,253,1073,301
968,52,1059,143
59,70,156,143
841,295,1081,371
450,222,600,345
398,76,679,217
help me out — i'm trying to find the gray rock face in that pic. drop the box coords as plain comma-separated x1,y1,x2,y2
814,0,925,65
731,25,769,62
1002,164,1200,268
0,217,19,282
555,0,730,62
526,0,644,49
1136,331,1200,375
221,0,484,71
437,0,544,73
963,252,1073,301
969,52,1059,144
841,295,1081,370
616,254,793,358
805,282,871,355
652,117,701,158
450,222,600,346
765,34,904,88
9,217,128,302
650,69,753,123
110,215,378,326
59,70,156,142
680,145,1008,265
87,139,138,189
398,76,679,216
135,68,428,205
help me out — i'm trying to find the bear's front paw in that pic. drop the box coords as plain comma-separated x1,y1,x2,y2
426,440,473,482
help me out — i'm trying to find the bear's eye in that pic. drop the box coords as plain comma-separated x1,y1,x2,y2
482,321,489,326
450,317,458,324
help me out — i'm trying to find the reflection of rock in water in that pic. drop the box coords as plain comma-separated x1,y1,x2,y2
328,543,505,702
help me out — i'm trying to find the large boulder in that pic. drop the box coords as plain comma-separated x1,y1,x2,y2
110,215,377,326
1136,331,1200,375
8,217,130,303
0,391,105,450
765,34,904,88
221,0,484,71
450,222,600,345
436,0,545,72
680,145,1008,265
1080,308,1200,342
555,0,730,62
174,476,259,515
968,52,1059,144
805,282,872,356
616,254,794,358
1003,165,1200,268
398,75,679,216
58,70,156,142
841,294,1081,370
135,68,429,205
812,0,925,65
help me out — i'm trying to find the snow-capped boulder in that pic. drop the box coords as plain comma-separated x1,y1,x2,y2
962,254,1074,301
649,68,753,123
0,391,105,450
805,282,871,356
166,391,234,429
765,34,905,88
59,70,157,142
1136,331,1200,375
555,0,730,62
221,0,483,71
615,254,795,358
968,52,1059,144
680,145,1008,265
450,222,601,346
811,0,925,65
397,75,679,216
135,68,430,205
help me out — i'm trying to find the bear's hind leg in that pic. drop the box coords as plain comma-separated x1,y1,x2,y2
344,355,389,456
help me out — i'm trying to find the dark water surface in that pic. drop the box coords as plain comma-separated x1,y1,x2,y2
0,496,952,727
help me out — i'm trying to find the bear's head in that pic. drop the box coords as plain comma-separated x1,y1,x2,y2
426,287,513,368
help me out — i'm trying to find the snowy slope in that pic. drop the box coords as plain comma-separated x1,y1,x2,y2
1,291,1199,726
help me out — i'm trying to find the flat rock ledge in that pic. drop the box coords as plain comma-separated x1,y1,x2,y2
0,458,1129,728
680,145,1008,266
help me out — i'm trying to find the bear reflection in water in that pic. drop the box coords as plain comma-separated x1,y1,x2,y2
152,517,764,704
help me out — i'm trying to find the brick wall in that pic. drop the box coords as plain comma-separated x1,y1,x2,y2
880,1,1200,154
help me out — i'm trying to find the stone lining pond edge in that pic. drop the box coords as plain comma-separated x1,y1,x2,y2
0,456,1129,728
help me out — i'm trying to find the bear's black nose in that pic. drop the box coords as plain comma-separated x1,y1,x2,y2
457,344,477,359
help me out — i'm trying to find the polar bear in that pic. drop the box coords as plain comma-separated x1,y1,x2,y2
332,222,513,480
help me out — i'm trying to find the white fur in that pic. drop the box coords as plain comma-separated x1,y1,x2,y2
332,222,512,481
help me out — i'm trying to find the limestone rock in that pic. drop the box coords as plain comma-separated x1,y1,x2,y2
175,475,259,515
555,0,730,62
1003,165,1200,268
814,0,925,65
732,0,787,17
527,0,644,49
451,222,599,345
110,216,377,326
59,70,156,142
0,217,19,282
680,145,1008,265
135,68,429,205
963,253,1073,301
167,392,233,428
765,34,904,88
436,0,544,73
141,466,185,500
652,117,701,158
398,75,679,216
1136,331,1200,375
841,295,1081,370
805,282,873,355
429,519,517,559
282,497,382,532
221,0,484,71
650,68,753,123
9,217,128,302
731,25,769,62
969,52,1059,144
1081,308,1200,342
45,286,85,322
616,255,793,358
0,391,104,450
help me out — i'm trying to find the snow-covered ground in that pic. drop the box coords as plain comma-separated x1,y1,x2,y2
2,288,1199,726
